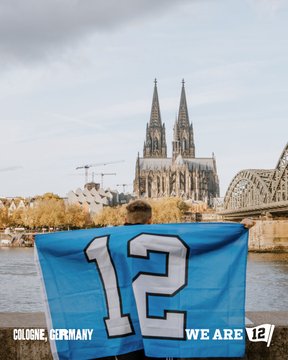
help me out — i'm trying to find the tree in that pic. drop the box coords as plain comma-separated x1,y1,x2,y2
65,204,92,229
22,206,38,229
93,206,126,227
8,208,25,227
1,194,96,231
0,207,9,229
150,197,184,223
93,197,190,227
36,192,61,200
36,198,65,228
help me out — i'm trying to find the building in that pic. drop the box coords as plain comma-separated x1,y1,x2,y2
67,182,135,215
134,79,219,205
0,197,34,215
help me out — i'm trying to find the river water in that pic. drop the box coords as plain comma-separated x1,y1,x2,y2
0,248,287,312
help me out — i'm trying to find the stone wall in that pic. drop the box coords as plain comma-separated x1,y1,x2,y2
248,220,288,252
191,217,288,252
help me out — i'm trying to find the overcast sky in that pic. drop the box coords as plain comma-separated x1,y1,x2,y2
0,0,287,198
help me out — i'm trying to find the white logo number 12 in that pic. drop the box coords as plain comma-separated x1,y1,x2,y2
85,233,189,339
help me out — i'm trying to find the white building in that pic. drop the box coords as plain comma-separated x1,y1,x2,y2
67,182,135,215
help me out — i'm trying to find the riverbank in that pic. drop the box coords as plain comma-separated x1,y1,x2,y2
0,312,287,360
0,232,35,247
1,219,288,252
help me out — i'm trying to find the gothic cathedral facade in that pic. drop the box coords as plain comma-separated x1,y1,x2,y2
133,80,220,205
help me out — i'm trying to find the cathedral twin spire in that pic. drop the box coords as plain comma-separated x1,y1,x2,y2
149,78,162,127
143,79,167,158
143,79,195,159
173,79,195,159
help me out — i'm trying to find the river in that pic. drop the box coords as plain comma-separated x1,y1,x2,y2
0,248,287,312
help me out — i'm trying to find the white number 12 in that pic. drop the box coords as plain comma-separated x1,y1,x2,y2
85,233,189,339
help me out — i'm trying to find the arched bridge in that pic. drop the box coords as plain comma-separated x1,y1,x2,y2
220,143,288,219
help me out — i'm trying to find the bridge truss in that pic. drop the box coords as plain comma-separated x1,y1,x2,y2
220,143,288,219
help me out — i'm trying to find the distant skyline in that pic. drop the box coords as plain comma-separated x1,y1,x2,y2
0,0,287,198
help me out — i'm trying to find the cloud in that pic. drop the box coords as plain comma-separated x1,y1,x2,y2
0,0,185,64
0,166,23,172
245,0,288,14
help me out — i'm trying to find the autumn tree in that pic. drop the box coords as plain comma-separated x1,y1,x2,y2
8,208,25,227
93,197,189,227
21,206,39,229
65,204,92,229
0,207,9,229
0,193,96,230
37,198,66,228
93,205,126,226
36,192,61,201
150,197,189,224
18,198,65,229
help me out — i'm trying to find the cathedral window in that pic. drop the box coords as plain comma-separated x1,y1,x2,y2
182,139,186,151
153,138,158,150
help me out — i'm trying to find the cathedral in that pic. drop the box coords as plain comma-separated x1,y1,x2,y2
133,79,220,205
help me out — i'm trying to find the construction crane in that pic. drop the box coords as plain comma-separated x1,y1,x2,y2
95,173,116,189
75,160,123,184
116,183,132,193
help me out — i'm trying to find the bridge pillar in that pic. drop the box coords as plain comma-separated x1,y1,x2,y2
249,220,288,252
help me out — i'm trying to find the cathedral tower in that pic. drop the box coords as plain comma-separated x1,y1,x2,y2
134,79,219,203
143,79,167,158
172,79,195,160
